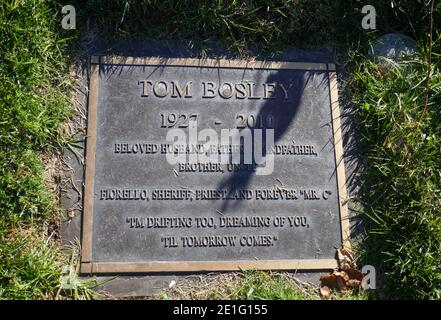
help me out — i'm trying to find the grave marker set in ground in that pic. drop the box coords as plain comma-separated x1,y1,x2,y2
80,56,348,273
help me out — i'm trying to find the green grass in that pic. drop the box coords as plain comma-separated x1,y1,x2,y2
0,0,71,225
0,226,62,299
0,0,92,299
233,271,315,300
75,0,440,53
350,52,441,299
76,0,338,53
224,271,367,300
1,0,440,299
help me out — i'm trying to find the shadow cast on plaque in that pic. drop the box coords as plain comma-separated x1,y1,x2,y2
215,72,309,214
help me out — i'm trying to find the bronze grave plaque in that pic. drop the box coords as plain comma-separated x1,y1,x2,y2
81,56,349,273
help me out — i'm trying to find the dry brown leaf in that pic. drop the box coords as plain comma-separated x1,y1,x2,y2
340,248,354,261
336,277,347,291
346,279,361,287
333,271,349,291
346,268,364,281
320,273,337,288
319,249,365,296
334,271,350,283
336,248,356,270
320,285,332,299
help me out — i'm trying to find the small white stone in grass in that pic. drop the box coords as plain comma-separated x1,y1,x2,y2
246,287,254,298
169,280,176,288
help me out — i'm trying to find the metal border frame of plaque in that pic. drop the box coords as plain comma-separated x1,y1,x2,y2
80,56,350,274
